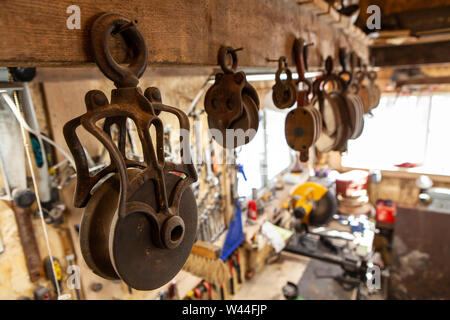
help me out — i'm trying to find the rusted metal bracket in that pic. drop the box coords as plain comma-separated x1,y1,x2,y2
63,13,198,290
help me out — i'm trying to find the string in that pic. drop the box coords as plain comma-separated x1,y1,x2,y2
2,91,63,299
0,90,75,169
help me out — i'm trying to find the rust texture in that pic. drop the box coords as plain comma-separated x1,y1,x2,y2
11,204,42,282
63,13,198,290
204,46,260,148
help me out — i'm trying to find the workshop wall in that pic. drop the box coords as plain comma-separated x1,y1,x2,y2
0,201,64,300
0,73,277,300
373,175,450,206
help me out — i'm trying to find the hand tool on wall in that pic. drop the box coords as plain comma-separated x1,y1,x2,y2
204,143,213,182
228,258,235,295
63,13,198,290
197,189,225,242
44,256,63,294
220,283,225,300
10,192,42,282
168,281,179,300
193,112,203,172
233,250,242,284
194,281,212,300
204,281,213,300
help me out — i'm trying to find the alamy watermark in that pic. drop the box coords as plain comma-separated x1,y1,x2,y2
366,264,381,290
367,5,381,30
66,5,81,30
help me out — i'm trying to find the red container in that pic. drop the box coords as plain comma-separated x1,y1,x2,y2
336,170,369,197
376,203,397,224
247,200,258,221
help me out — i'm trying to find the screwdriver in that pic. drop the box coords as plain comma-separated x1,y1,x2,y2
229,259,235,295
43,256,63,294
233,251,242,284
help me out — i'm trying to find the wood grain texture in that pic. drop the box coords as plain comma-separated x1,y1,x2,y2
0,0,368,68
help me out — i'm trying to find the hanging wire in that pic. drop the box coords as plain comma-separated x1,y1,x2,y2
0,92,75,169
3,91,63,299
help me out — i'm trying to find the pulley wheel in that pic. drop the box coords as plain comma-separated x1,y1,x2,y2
80,168,197,290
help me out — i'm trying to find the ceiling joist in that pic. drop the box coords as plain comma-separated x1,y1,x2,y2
0,0,369,70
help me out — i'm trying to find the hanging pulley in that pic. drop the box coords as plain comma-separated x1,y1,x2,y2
204,46,260,148
63,13,198,290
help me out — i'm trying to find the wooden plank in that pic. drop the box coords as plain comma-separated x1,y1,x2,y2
396,76,450,87
34,66,212,82
0,0,369,69
371,40,450,67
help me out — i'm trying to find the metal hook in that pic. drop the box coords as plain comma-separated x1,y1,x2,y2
218,46,241,74
112,19,138,35
90,13,147,88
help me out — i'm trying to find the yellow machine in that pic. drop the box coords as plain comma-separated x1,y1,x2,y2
290,182,336,226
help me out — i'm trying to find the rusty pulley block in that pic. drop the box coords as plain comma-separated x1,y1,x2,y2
272,57,297,109
313,56,352,153
284,38,322,162
204,46,260,148
63,13,198,290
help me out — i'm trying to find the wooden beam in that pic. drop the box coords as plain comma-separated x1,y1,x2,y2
396,76,450,87
371,40,450,67
0,0,369,69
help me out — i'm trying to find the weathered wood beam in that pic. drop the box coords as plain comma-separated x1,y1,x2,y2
0,0,369,69
396,76,450,87
371,40,450,67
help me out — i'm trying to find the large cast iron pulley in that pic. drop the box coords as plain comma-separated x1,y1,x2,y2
63,13,198,290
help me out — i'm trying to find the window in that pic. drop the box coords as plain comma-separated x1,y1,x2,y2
342,94,450,176
265,109,292,180
236,117,265,197
236,103,293,197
